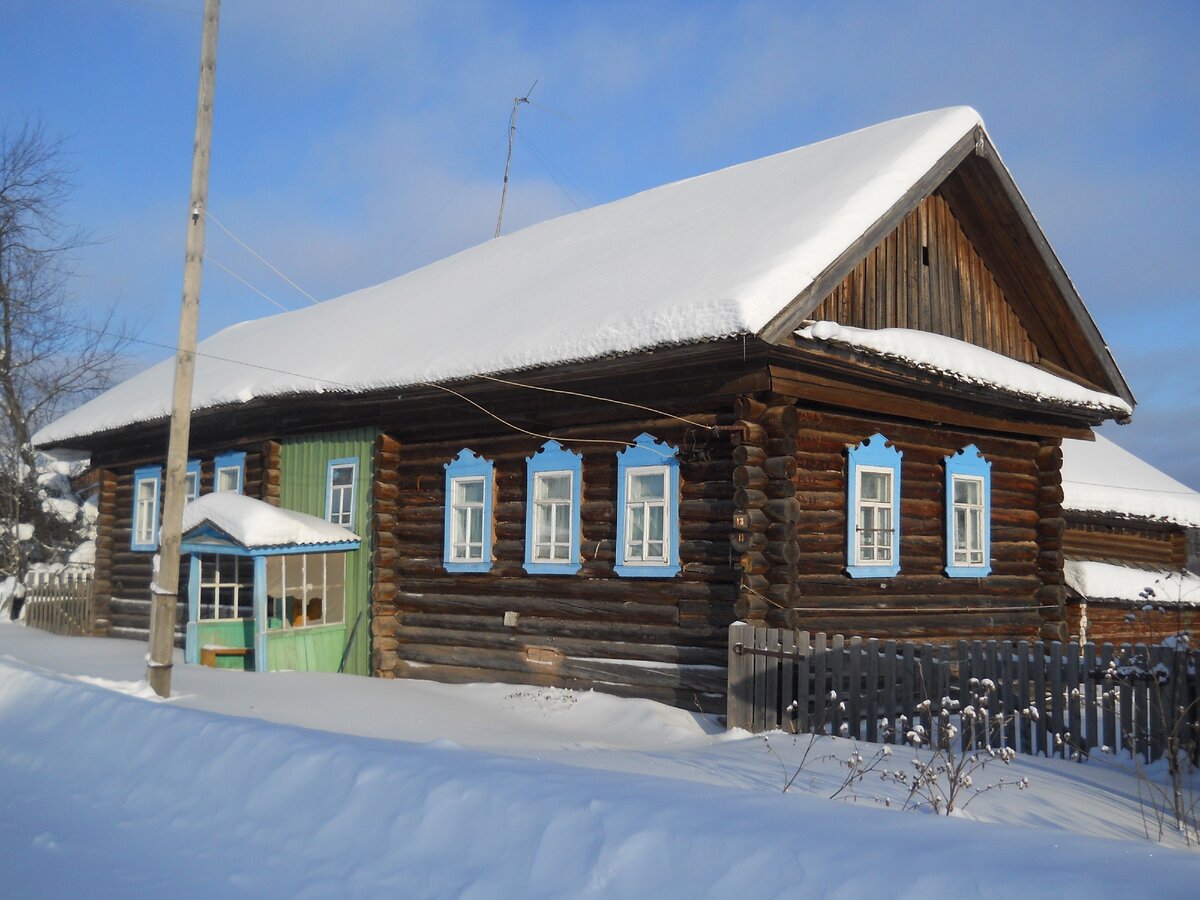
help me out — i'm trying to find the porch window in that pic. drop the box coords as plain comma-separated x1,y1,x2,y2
214,450,245,494
615,433,681,577
523,440,581,575
196,555,254,620
846,433,902,578
131,466,161,551
945,445,992,577
443,449,494,572
265,553,346,628
325,458,357,527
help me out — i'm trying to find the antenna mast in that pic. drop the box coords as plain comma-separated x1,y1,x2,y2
494,80,537,238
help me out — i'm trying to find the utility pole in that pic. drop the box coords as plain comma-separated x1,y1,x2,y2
147,0,220,697
494,80,536,238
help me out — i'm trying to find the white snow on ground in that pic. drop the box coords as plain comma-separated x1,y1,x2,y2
796,321,1131,415
180,492,359,547
1065,559,1200,606
1063,434,1200,527
33,108,989,446
2,622,1199,897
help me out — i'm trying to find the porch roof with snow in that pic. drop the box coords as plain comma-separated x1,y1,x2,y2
179,493,360,555
34,106,1131,447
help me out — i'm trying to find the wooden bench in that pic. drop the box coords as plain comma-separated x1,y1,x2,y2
200,646,251,668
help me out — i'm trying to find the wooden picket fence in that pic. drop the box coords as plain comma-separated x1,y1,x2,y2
22,571,95,637
727,623,1200,764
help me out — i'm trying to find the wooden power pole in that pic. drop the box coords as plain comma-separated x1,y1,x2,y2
147,0,220,697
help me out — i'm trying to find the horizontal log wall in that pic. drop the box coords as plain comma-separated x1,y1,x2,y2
372,415,739,713
775,404,1047,642
1064,520,1185,568
1071,599,1199,647
100,442,270,644
810,192,1039,364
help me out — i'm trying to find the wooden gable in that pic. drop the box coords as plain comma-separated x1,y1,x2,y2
760,128,1133,406
809,191,1039,364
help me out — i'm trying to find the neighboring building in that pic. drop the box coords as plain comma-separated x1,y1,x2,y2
1062,435,1200,645
33,107,1134,711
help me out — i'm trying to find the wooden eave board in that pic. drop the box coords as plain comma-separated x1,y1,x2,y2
757,129,1133,406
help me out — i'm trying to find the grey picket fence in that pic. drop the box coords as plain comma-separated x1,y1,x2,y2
22,571,95,637
727,623,1200,764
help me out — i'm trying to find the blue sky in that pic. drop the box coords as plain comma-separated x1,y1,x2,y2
4,0,1198,486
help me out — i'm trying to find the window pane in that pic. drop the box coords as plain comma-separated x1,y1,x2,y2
860,471,889,502
456,478,484,505
217,468,239,492
629,471,665,501
628,506,644,545
553,504,570,544
535,502,552,542
647,504,665,543
954,477,981,505
467,506,483,546
332,465,354,487
646,540,664,559
184,472,199,501
537,473,570,501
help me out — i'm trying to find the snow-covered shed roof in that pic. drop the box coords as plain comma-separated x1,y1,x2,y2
1065,559,1200,606
180,493,359,551
796,322,1130,416
1062,435,1200,529
33,106,1124,447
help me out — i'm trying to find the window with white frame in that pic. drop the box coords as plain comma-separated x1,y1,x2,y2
214,451,245,494
195,555,254,620
855,466,895,565
845,433,902,578
615,433,680,577
443,449,495,573
326,458,357,527
131,466,161,551
184,459,201,503
523,440,581,575
944,445,992,577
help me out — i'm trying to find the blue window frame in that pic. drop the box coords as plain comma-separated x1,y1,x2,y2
443,449,494,573
944,444,992,577
615,433,680,578
325,457,358,527
131,465,161,551
846,433,902,578
524,440,582,575
184,459,201,503
214,451,246,494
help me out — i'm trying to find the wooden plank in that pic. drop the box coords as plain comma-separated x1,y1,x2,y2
1083,642,1098,756
848,636,862,740
1119,644,1134,757
752,625,769,733
865,637,879,743
1002,640,1016,750
726,623,750,730
1134,643,1149,762
1049,641,1065,758
764,627,780,731
813,632,829,733
1067,642,1082,760
796,630,811,733
1016,640,1031,756
1100,643,1116,753
780,629,796,734
901,641,916,743
1148,644,1164,762
831,633,845,736
882,639,897,744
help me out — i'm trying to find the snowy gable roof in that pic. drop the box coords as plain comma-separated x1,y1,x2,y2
1062,435,1200,529
35,107,991,446
180,493,359,551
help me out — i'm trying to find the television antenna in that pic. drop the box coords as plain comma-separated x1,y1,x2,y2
494,79,537,238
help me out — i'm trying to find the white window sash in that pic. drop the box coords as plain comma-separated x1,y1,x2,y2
622,466,669,565
326,462,357,527
951,474,986,566
855,465,895,567
532,470,573,562
449,475,486,561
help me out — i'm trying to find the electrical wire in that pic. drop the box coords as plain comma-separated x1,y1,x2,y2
515,128,593,209
515,129,582,212
203,209,321,306
205,256,291,312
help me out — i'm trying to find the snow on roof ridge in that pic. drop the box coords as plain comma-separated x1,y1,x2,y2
1062,434,1200,528
36,107,988,446
796,321,1130,415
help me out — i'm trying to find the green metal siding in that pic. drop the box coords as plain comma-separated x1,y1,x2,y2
278,428,376,676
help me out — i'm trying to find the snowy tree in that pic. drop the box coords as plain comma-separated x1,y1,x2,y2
0,120,132,578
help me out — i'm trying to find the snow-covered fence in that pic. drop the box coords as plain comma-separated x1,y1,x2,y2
727,624,1200,765
22,570,95,637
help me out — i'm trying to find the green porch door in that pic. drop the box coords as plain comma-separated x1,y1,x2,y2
278,428,376,676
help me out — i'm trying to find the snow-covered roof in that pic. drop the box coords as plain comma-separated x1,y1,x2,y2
795,322,1130,415
1065,559,1200,606
180,493,359,550
1062,435,1200,528
34,107,998,446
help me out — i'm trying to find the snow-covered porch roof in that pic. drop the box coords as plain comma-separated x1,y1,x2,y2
1062,435,1200,529
1065,559,1200,607
179,493,359,556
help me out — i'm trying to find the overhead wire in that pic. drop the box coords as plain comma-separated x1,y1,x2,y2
205,256,291,312
515,128,593,210
203,209,321,306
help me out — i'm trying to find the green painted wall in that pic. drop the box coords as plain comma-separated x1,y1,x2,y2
279,428,376,676
267,624,347,672
196,620,254,670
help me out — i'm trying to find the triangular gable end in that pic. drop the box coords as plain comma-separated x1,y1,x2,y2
757,127,1134,407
